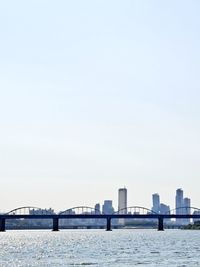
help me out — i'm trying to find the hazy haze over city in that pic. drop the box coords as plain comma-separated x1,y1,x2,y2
0,0,200,211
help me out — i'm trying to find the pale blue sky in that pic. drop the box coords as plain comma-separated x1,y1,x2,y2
0,1,200,212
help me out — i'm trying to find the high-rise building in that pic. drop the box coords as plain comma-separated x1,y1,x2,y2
176,188,183,213
102,200,114,214
175,188,184,224
183,198,191,211
118,188,127,213
118,187,127,225
152,193,160,213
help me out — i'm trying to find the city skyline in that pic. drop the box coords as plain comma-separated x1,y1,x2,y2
0,186,194,214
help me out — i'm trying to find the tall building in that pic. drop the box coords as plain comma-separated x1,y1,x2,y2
176,188,184,213
152,193,160,213
118,187,127,225
183,198,191,211
102,200,114,214
175,188,184,224
118,188,127,213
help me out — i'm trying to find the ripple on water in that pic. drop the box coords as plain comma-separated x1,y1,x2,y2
0,230,200,267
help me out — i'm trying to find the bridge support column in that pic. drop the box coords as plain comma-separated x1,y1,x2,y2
52,218,59,231
158,217,164,231
106,217,112,231
0,218,5,232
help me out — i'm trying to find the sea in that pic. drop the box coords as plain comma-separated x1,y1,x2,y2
0,229,200,267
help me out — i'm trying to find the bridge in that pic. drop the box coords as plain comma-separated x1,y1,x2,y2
1,206,200,232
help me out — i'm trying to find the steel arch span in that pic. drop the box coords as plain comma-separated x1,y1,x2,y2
165,206,200,215
5,206,55,215
115,206,158,215
59,206,101,215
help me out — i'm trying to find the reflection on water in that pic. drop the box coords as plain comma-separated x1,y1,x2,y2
0,229,200,266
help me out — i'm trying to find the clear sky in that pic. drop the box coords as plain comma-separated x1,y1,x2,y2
0,0,200,212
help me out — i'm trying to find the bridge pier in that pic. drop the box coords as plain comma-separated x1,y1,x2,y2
158,216,164,231
52,218,59,231
0,218,5,232
106,217,112,231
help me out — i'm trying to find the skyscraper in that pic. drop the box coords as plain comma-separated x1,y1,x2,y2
176,188,183,213
152,193,160,213
183,197,191,211
118,187,127,225
118,188,127,213
175,188,184,224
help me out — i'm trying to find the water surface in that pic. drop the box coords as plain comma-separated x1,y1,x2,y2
0,229,200,266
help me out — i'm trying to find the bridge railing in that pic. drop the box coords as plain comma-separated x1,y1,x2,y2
5,206,55,216
164,206,200,215
59,206,102,215
115,206,158,215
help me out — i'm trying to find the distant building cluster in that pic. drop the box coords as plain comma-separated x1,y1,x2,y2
152,193,170,214
152,188,194,225
94,187,195,226
152,188,191,214
175,188,191,224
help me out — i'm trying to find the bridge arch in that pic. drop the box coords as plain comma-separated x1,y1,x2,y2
165,206,200,215
115,206,158,215
59,206,101,215
5,206,55,215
